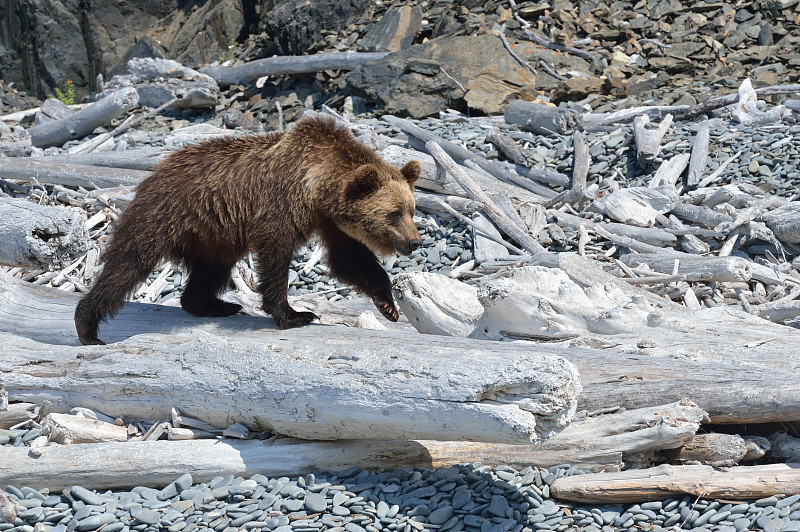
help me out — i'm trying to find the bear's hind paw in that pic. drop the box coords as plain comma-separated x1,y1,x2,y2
372,297,399,322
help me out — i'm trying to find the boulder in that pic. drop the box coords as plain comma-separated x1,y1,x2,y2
99,58,221,109
347,34,538,118
358,5,422,52
260,0,371,55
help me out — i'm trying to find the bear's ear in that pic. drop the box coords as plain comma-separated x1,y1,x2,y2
401,160,421,187
345,164,383,200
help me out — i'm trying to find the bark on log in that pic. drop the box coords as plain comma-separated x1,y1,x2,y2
0,197,89,270
201,51,391,87
504,100,581,136
28,88,139,149
0,157,151,188
670,202,732,227
4,270,800,425
550,463,800,503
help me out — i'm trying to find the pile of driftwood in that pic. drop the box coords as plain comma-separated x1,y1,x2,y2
1,51,800,501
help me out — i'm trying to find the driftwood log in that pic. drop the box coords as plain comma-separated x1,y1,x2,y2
0,401,709,491
633,113,672,164
2,268,798,426
27,88,139,148
383,115,557,199
1,271,580,444
390,254,800,424
0,437,618,492
550,463,800,503
201,51,391,87
504,100,581,136
3,328,580,444
36,147,170,171
0,157,151,188
0,197,89,270
686,126,710,186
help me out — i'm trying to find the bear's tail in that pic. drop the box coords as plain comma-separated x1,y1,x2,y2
74,224,164,345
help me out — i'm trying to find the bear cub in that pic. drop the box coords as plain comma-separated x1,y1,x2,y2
74,114,422,345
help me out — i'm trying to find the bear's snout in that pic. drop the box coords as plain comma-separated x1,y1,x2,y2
408,238,422,251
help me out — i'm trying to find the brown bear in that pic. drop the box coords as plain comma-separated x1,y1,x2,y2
74,114,422,345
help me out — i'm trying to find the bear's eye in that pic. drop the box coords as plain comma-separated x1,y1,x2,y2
390,210,402,221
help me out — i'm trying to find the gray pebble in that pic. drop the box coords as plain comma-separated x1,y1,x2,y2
71,487,102,507
76,513,116,530
304,493,327,513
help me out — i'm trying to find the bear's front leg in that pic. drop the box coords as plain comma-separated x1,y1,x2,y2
321,226,399,322
255,241,318,328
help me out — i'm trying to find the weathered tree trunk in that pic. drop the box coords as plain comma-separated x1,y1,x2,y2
0,197,89,270
686,126,710,186
0,157,151,188
504,100,581,136
550,463,800,503
35,147,170,171
28,88,139,148
1,272,580,444
633,113,672,164
201,51,391,87
0,437,611,493
2,268,798,426
0,401,707,491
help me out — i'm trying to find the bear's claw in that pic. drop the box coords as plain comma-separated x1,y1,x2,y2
372,297,399,322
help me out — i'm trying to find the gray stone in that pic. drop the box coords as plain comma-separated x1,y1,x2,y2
71,487,102,507
76,513,116,531
428,506,454,525
489,496,510,517
304,493,327,513
359,5,422,53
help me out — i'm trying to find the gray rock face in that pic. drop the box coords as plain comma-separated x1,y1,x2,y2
0,0,240,100
359,5,422,52
347,34,537,118
260,0,371,56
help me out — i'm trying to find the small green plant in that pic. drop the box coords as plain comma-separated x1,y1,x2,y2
53,79,75,105
228,38,239,51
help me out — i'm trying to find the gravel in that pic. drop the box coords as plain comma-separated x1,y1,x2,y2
6,464,800,532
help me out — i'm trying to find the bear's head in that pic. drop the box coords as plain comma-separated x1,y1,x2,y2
336,159,422,256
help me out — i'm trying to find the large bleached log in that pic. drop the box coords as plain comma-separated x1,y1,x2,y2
504,100,581,136
201,51,391,87
0,157,151,188
4,270,799,425
389,260,800,424
619,252,752,283
0,401,709,491
0,402,37,429
27,87,139,148
37,147,171,171
0,197,89,270
0,437,617,492
762,202,800,244
550,463,800,503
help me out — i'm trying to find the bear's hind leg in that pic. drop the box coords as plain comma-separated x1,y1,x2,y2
254,241,317,328
75,248,161,345
180,259,242,317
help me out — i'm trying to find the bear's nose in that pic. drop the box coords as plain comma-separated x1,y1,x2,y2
408,239,422,251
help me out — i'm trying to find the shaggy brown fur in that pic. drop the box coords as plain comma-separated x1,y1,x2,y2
74,114,422,345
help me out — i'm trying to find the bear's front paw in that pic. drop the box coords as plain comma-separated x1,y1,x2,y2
372,296,399,322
